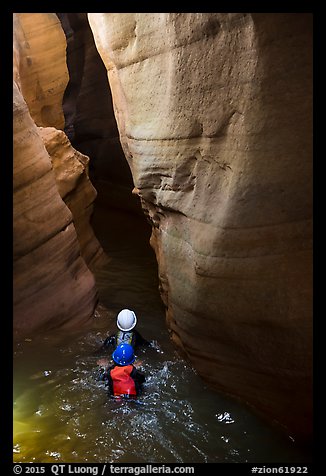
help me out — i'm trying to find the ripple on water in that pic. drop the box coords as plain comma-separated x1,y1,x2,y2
13,331,312,463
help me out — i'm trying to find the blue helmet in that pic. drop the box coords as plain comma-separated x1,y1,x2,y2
112,343,135,366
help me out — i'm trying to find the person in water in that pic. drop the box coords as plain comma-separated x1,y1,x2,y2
99,343,145,400
101,309,151,350
96,308,160,369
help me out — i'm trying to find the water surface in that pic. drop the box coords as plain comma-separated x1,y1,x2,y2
13,206,311,463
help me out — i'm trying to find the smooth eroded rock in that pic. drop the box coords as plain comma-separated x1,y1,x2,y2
88,12,313,438
13,13,68,129
39,126,104,268
13,12,101,335
13,79,98,334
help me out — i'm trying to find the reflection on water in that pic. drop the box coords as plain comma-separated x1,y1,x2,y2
13,207,311,463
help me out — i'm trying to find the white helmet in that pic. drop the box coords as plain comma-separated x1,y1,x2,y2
117,309,137,331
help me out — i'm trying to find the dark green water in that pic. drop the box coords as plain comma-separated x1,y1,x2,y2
13,206,311,463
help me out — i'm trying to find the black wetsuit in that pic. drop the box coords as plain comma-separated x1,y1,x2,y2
102,329,151,351
97,330,151,385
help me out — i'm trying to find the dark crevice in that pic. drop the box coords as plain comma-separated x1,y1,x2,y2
56,12,143,217
56,12,86,143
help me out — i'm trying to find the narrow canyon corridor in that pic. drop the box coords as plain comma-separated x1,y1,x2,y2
13,204,312,463
13,12,313,464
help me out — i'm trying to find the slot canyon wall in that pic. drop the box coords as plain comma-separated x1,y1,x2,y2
56,12,141,214
13,13,103,334
87,13,313,439
13,12,312,440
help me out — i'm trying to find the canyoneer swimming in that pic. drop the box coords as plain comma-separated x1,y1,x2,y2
98,343,145,401
96,308,161,382
100,309,151,350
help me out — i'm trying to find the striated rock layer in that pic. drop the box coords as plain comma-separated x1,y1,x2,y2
88,13,313,438
13,13,102,334
39,127,104,268
13,13,68,130
13,81,97,334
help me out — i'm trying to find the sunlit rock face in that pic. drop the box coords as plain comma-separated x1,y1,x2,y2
13,82,98,334
88,13,313,438
13,13,101,334
13,13,68,129
39,127,104,268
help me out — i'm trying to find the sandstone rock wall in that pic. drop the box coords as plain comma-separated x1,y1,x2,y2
39,127,104,267
13,13,68,129
13,81,97,334
88,13,313,438
13,13,102,334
